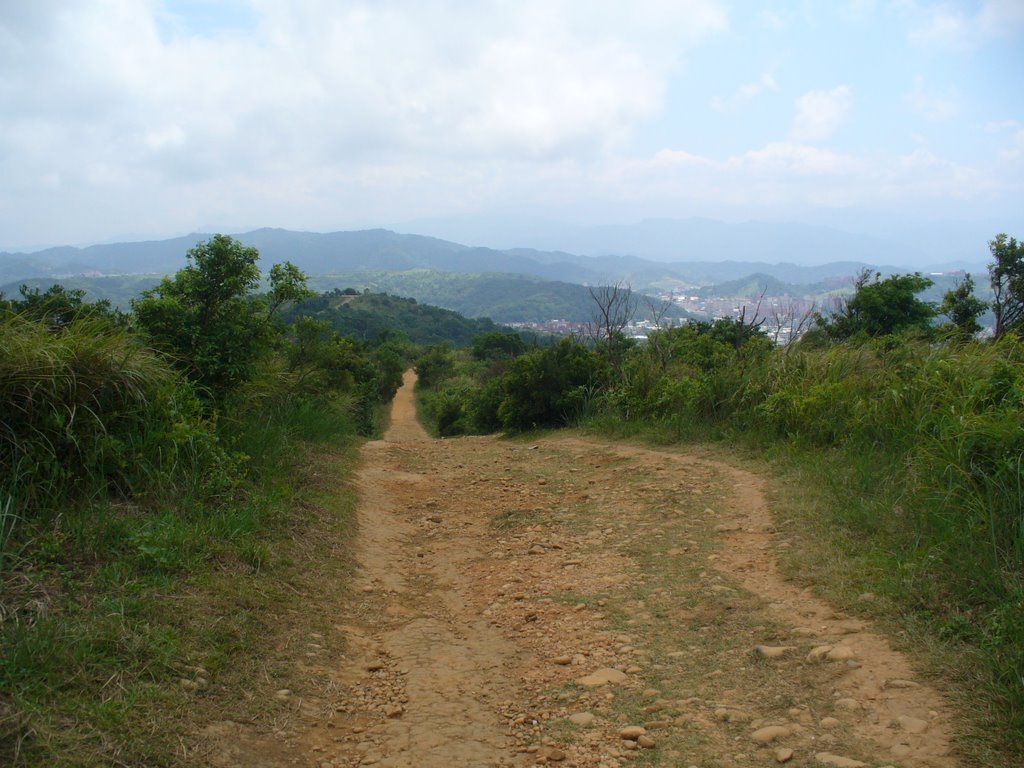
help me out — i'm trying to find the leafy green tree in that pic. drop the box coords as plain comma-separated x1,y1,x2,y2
133,234,308,401
2,284,121,329
414,344,456,389
939,273,987,338
268,261,315,315
989,233,1024,339
471,330,527,361
817,270,936,340
497,339,604,430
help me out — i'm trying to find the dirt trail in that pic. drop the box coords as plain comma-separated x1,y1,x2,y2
204,371,958,768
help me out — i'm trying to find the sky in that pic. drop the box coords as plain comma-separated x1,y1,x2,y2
1,0,1022,251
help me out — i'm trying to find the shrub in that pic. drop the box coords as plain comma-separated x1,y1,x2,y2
497,339,604,431
0,314,222,516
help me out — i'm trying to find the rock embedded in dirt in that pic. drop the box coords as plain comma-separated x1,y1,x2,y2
552,655,572,666
567,712,595,726
890,744,913,758
714,707,752,723
637,735,656,749
751,725,791,744
896,715,928,734
619,726,647,740
578,668,627,687
825,646,857,662
807,645,834,662
814,752,868,768
820,717,840,728
775,747,795,763
754,645,795,658
884,678,920,689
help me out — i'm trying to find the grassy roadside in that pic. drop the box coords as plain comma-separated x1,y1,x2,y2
0,420,363,767
755,443,1020,768
580,421,1020,767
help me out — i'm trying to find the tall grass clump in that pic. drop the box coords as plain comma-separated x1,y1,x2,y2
0,313,221,516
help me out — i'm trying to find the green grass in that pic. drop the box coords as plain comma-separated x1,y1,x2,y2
578,335,1024,765
0,395,362,766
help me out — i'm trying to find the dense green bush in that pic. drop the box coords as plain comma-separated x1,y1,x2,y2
496,339,604,431
0,313,223,516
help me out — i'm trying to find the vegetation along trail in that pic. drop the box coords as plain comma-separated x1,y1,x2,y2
204,370,957,768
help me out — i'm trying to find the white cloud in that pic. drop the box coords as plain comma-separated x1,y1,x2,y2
0,0,730,243
596,139,1007,215
735,142,864,175
790,86,853,142
711,72,779,111
906,76,960,121
908,0,1024,50
1001,130,1024,161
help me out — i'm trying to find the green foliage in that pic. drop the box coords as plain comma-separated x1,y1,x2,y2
989,233,1024,338
307,269,690,324
414,344,457,390
471,330,528,361
496,339,604,431
588,333,1024,755
605,320,771,428
289,289,506,346
817,270,936,340
2,241,398,764
940,273,987,338
133,235,307,401
1,283,124,329
0,275,162,313
268,261,316,315
0,314,222,517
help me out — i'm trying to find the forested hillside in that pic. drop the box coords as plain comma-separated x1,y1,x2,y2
282,289,513,346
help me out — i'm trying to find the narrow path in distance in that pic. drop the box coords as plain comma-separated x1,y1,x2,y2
204,371,958,768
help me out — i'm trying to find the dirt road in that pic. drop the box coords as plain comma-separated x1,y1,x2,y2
207,370,957,767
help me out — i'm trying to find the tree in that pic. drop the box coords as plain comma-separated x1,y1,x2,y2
3,284,121,329
471,330,527,362
133,234,309,400
817,270,936,340
497,339,604,430
268,261,315,316
586,281,637,377
988,233,1024,339
939,273,987,338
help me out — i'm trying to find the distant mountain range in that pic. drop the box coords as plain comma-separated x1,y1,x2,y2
397,214,1006,270
0,225,947,291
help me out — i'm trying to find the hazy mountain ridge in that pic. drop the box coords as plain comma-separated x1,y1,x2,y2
398,214,1005,270
0,225,939,293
